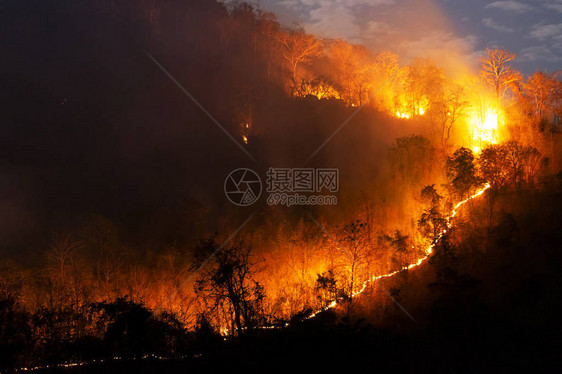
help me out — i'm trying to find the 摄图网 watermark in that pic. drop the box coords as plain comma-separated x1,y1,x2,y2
224,168,338,207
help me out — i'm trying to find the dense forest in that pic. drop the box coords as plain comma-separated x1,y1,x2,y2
1,0,561,372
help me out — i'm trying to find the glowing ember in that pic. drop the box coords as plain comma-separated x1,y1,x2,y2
242,135,248,144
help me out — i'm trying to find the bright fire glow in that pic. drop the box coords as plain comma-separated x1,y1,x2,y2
242,135,248,144
17,184,492,370
305,183,491,320
468,100,502,153
392,95,427,119
294,82,340,100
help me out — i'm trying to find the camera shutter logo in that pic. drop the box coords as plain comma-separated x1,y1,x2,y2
224,168,262,206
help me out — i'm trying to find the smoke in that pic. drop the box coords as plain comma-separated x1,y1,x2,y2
0,0,451,255
268,0,482,77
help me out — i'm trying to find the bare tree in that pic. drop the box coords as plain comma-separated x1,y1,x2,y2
328,39,372,105
480,48,522,103
403,58,444,117
80,215,122,299
429,84,469,152
45,234,85,308
194,240,265,336
503,141,542,191
256,10,282,79
524,71,562,122
373,51,403,111
334,220,371,307
277,27,323,89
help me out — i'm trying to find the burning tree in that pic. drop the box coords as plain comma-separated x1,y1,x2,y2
480,48,521,106
402,58,444,117
372,51,403,111
472,49,521,150
429,83,469,152
328,39,372,106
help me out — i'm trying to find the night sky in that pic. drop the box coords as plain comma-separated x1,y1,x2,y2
259,0,562,74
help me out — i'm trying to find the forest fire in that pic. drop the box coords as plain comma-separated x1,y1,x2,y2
1,0,561,371
395,110,410,119
306,183,491,319
469,104,502,153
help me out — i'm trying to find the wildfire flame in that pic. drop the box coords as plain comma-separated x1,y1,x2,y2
393,97,426,119
470,105,500,152
306,183,490,319
16,184,492,371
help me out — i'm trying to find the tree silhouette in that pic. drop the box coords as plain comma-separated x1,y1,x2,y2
315,270,338,308
418,185,447,242
479,144,509,227
334,220,371,307
194,240,265,336
384,230,413,272
524,71,562,127
93,297,190,358
446,147,481,199
429,83,468,152
0,275,31,371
